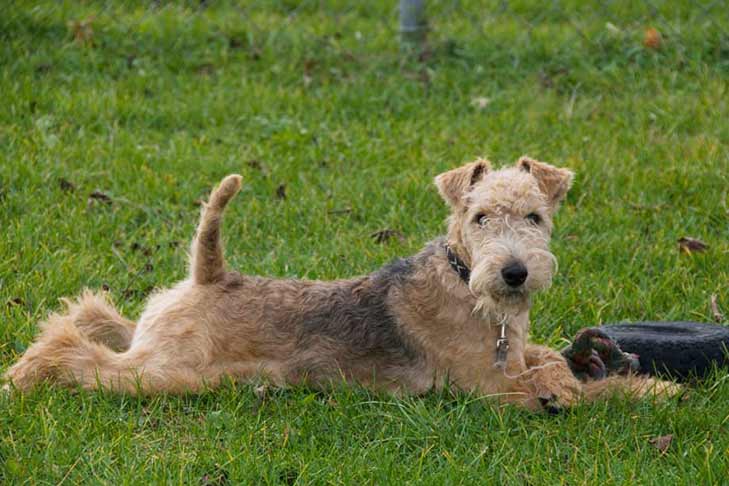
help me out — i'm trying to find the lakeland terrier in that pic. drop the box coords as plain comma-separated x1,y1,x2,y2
3,157,676,410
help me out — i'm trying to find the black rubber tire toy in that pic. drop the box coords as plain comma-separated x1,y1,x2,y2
598,321,729,382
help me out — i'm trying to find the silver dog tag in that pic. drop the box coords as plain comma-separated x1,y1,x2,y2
494,322,509,369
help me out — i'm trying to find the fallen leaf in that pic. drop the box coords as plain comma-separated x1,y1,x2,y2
303,58,318,74
275,184,287,200
644,27,662,49
678,237,708,254
88,190,112,206
628,202,666,211
711,294,725,323
246,159,263,171
327,207,352,215
370,229,405,244
58,177,76,192
7,297,24,307
130,242,155,257
649,434,673,453
471,97,491,109
67,16,95,46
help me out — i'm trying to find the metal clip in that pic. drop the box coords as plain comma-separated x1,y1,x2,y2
494,321,509,369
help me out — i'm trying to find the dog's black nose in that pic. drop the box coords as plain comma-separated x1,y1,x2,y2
501,261,528,287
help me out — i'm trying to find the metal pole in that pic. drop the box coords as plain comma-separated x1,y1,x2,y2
400,0,427,46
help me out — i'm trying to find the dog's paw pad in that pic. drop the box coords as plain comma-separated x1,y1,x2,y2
538,395,563,415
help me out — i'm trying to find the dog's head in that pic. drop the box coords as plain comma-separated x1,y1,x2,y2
436,156,573,313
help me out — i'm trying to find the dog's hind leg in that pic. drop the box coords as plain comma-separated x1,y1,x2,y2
61,290,136,352
190,174,243,285
3,312,206,394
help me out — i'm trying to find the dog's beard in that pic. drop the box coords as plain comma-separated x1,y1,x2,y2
469,259,528,318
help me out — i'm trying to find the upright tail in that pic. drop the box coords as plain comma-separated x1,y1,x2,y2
190,174,243,285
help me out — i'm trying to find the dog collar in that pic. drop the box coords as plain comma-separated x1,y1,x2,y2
444,244,471,284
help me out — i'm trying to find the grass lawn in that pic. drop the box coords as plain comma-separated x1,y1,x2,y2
1,1,728,483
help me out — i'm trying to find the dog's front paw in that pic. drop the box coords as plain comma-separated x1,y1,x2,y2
525,362,583,411
538,395,564,415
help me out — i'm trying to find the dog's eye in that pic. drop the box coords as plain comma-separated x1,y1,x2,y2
526,213,542,225
474,214,488,227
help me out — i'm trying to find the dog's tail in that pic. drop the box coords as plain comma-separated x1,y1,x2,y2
190,174,243,285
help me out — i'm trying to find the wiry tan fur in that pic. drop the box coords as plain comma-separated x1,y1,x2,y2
3,160,678,410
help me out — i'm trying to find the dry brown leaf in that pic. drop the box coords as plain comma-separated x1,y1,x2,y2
327,207,352,215
711,294,725,323
68,16,96,46
58,177,75,192
246,159,262,170
371,229,405,244
88,190,112,207
7,297,24,308
678,237,708,254
649,434,673,453
644,27,662,49
275,184,287,200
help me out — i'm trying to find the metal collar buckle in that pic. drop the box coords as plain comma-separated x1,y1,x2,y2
494,320,509,369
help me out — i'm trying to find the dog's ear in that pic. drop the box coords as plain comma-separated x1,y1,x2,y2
517,156,574,208
435,159,491,208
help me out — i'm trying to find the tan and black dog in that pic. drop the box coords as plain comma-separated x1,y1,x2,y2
3,157,677,410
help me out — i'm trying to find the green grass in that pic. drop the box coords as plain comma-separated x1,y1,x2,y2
1,1,728,483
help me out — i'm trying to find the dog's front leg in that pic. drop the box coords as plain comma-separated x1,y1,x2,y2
516,344,582,411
